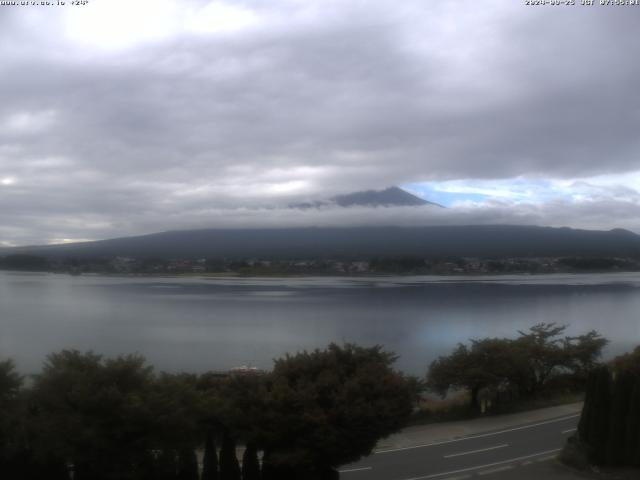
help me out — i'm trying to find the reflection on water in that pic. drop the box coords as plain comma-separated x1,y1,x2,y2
1,271,639,374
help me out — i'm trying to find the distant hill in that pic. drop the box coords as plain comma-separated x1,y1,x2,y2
9,225,640,260
291,186,443,208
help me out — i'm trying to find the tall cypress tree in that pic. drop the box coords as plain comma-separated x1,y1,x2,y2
202,431,219,480
219,431,241,480
260,459,294,480
177,448,199,480
578,368,597,442
135,451,158,480
588,366,612,465
625,378,640,466
260,452,275,480
606,372,634,465
26,454,70,480
241,443,261,480
157,449,179,480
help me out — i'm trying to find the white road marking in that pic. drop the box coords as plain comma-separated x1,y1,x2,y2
398,448,562,480
338,466,372,473
440,475,471,480
443,444,509,459
478,465,513,475
376,414,579,454
561,428,577,434
535,455,557,462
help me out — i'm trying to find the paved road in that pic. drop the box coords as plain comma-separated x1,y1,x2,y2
339,413,580,480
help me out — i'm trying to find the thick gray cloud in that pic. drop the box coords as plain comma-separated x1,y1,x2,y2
1,0,640,245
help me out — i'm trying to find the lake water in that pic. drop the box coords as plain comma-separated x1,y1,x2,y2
1,271,639,375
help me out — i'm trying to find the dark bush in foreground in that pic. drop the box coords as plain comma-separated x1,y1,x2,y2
567,347,640,468
0,343,415,479
259,344,415,476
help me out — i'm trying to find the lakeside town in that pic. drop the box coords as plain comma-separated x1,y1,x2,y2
2,253,640,275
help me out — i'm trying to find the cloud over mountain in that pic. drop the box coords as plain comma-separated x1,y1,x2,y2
1,1,640,245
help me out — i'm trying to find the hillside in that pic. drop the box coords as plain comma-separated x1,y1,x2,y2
9,225,640,260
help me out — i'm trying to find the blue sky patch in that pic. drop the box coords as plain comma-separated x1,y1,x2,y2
402,184,489,207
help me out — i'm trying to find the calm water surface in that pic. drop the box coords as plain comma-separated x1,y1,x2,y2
1,271,639,375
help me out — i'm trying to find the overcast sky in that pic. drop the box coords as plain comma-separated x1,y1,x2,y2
1,0,640,246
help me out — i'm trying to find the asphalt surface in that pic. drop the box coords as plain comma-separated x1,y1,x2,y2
339,413,580,480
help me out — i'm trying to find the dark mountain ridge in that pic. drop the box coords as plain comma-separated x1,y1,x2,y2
8,225,640,260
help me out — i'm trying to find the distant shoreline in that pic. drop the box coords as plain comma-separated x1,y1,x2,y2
2,268,640,278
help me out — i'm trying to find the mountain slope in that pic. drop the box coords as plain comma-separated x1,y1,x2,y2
291,186,443,208
332,186,442,207
11,225,640,260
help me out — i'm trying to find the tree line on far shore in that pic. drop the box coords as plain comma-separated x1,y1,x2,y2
0,344,418,480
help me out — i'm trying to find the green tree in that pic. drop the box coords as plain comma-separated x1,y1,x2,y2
562,330,609,380
259,343,414,478
427,339,523,409
30,350,156,480
428,324,607,409
0,359,22,450
513,324,607,396
0,359,28,479
199,373,267,479
212,374,267,447
146,373,202,453
0,359,22,402
514,323,569,395
612,346,640,377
